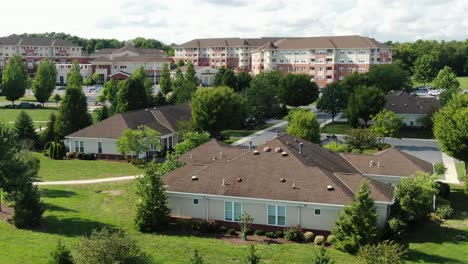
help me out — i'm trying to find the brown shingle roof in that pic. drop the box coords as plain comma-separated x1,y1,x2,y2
176,38,283,48
341,148,434,177
385,91,441,115
164,135,394,205
0,36,79,47
66,102,191,139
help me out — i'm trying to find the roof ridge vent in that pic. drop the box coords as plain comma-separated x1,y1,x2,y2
327,185,334,191
253,150,260,155
191,175,198,181
281,151,288,157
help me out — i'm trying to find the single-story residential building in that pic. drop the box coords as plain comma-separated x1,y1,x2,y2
65,102,191,159
341,148,434,185
163,134,395,232
385,90,440,127
170,66,218,86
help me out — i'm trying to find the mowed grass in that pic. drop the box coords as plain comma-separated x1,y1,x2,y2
455,162,466,182
34,152,143,181
457,77,468,88
0,107,57,123
321,122,354,135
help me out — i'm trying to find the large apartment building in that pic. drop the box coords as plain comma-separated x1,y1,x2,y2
174,38,282,71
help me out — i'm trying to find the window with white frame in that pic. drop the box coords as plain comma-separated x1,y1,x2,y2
339,67,344,72
348,67,353,72
358,67,366,72
224,201,241,221
314,209,321,215
339,76,344,80
97,142,103,154
318,67,323,71
74,140,84,153
267,205,286,226
193,199,199,205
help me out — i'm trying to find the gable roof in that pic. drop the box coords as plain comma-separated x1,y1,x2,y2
164,134,394,205
66,102,191,139
0,36,79,47
341,148,434,177
176,38,283,48
385,90,441,115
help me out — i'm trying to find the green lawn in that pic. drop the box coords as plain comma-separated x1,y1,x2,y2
221,122,281,138
0,181,466,263
457,77,468,88
0,107,57,124
34,152,144,181
455,162,466,182
0,95,55,103
321,122,354,135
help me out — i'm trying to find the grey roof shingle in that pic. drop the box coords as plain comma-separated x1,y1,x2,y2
385,91,441,115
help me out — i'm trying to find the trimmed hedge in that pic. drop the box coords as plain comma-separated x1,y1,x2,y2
254,229,265,236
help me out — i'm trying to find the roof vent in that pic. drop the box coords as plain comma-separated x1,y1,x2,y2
274,147,282,153
191,175,198,181
222,178,226,186
281,151,288,157
144,109,149,112
190,153,193,159
369,160,374,167
153,107,157,110
404,104,408,107
253,150,260,155
237,178,242,182
280,178,286,182
299,142,304,154
263,147,271,152
292,182,297,189
219,151,223,158
327,185,334,191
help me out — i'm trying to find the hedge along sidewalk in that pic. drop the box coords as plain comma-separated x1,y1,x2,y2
34,175,142,186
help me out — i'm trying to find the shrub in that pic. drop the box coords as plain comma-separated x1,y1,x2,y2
227,229,237,235
176,219,192,232
66,152,76,159
376,143,391,151
386,217,407,240
254,229,265,236
48,240,74,264
285,225,304,242
326,235,336,245
191,218,218,233
323,141,349,152
435,204,454,220
265,232,276,238
314,235,325,245
219,226,228,233
304,231,315,242
48,139,66,160
43,142,51,156
357,240,406,264
275,230,285,238
434,162,447,176
77,153,85,160
85,153,96,160
435,181,451,199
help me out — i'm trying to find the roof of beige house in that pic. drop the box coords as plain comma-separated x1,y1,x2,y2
66,102,191,139
341,148,434,177
164,134,394,205
0,36,79,47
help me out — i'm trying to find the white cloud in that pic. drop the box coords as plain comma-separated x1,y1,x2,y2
0,0,466,44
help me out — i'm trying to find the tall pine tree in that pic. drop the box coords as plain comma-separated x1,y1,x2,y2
41,113,57,144
1,54,28,105
55,87,92,137
332,180,379,254
159,63,172,95
32,59,57,106
14,111,39,148
67,61,83,88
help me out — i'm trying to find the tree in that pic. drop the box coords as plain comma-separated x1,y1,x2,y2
177,60,185,67
131,67,153,104
413,53,438,86
116,126,161,158
432,66,460,90
67,61,83,88
55,87,92,137
286,108,320,143
135,160,170,232
395,172,437,220
101,80,120,114
116,77,148,113
53,94,61,106
190,249,203,264
185,61,199,88
92,72,100,84
316,82,347,122
172,62,198,104
357,240,406,264
74,228,153,264
278,74,319,106
332,180,379,254
47,241,74,264
14,111,39,148
192,87,245,138
340,72,368,95
32,59,57,106
83,77,93,86
236,71,252,92
344,129,377,152
239,213,254,240
346,86,386,127
312,246,335,264
12,178,44,228
244,71,282,123
213,67,227,87
173,131,211,156
367,64,411,93
41,113,57,145
159,63,172,95
244,245,260,264
433,93,468,191
96,105,110,122
221,68,237,89
1,54,28,105
370,109,404,140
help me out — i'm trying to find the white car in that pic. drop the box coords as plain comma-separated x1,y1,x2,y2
428,89,442,96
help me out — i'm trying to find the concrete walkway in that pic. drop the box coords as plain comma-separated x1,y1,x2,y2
34,175,142,186
231,121,288,146
440,153,460,184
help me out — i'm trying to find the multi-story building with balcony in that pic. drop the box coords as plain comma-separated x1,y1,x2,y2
251,35,392,88
174,38,282,71
0,36,87,78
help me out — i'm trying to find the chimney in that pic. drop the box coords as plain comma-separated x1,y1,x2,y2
299,142,304,154
249,140,252,150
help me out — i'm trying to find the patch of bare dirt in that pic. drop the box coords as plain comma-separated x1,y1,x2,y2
0,204,14,222
221,234,293,245
101,190,124,196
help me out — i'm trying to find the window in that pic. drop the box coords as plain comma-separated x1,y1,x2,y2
339,67,344,72
74,141,84,153
358,67,365,72
268,205,286,226
348,67,353,72
97,142,102,154
318,67,323,71
314,209,321,215
193,199,199,205
339,76,344,80
224,201,241,221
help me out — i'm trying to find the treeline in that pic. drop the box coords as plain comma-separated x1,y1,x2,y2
9,33,176,56
389,39,468,77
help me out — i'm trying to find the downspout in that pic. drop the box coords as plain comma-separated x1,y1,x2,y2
205,196,209,220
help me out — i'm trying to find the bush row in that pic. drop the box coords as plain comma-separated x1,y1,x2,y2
65,152,97,160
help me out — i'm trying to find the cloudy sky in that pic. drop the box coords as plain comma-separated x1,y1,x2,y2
2,0,467,45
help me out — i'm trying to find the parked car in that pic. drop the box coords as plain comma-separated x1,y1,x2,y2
428,89,442,96
18,102,35,109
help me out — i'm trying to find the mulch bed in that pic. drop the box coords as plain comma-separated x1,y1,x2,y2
0,204,14,222
221,234,293,245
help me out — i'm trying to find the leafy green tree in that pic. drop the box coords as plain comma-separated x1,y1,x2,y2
92,72,100,84
67,61,83,88
221,68,237,89
159,63,172,95
32,59,57,106
357,240,406,264
83,77,93,86
213,67,227,86
244,245,260,264
53,93,61,106
332,180,379,254
185,62,199,88
132,67,153,102
370,109,404,140
312,246,335,264
190,249,203,264
316,82,347,122
432,66,460,90
173,131,211,156
1,54,28,105
346,86,386,127
47,241,74,264
239,213,254,240
236,71,252,92
192,87,245,138
177,60,185,67
96,105,110,122
395,172,437,220
55,87,92,137
367,64,411,93
135,160,170,232
344,129,377,152
117,77,148,113
413,53,438,86
41,113,57,144
279,74,319,106
14,111,39,148
244,71,282,123
12,176,44,229
74,228,153,264
116,126,161,159
340,72,368,95
286,108,320,143
101,80,120,114
433,93,468,187
171,66,195,104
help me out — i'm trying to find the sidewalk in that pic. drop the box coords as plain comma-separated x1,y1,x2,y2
440,153,460,184
231,121,288,146
34,175,142,186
